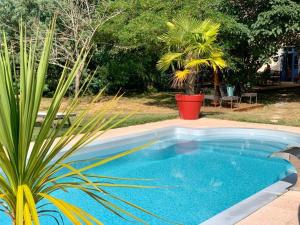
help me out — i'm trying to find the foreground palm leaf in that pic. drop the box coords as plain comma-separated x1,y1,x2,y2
0,22,167,225
157,17,227,94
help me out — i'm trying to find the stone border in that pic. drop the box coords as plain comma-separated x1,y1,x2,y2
72,126,300,158
201,174,296,225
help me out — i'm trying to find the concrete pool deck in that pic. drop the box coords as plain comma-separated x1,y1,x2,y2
96,118,300,225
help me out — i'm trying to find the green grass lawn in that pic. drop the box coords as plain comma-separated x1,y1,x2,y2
33,112,178,140
35,87,300,141
202,87,300,127
115,113,178,128
202,111,300,127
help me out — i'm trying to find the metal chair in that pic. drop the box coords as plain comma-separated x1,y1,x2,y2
203,94,219,107
38,111,76,127
219,86,240,109
240,92,258,104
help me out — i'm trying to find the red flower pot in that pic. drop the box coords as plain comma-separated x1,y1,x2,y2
175,94,204,120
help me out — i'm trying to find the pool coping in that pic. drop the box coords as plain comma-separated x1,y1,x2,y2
72,126,300,156
67,125,300,225
201,173,296,225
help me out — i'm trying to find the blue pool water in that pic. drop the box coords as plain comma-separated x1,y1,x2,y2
0,128,298,225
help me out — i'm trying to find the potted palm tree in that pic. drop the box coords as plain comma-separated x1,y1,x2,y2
157,17,226,120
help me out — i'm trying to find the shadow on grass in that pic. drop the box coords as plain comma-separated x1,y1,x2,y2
139,92,178,110
138,88,300,109
146,87,300,104
258,88,300,104
201,111,224,117
125,88,300,109
33,112,179,140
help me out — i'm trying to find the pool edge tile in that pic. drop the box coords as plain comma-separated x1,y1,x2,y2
201,174,295,225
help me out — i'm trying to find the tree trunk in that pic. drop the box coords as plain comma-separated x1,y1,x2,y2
213,70,220,106
75,64,84,95
214,70,220,95
185,70,196,95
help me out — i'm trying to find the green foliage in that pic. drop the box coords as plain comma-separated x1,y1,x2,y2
220,0,271,24
96,0,184,50
94,0,248,92
0,0,299,93
251,0,300,60
221,0,300,64
91,49,164,92
94,0,177,92
0,0,55,39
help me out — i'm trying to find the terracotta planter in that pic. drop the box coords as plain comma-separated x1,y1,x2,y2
175,94,204,120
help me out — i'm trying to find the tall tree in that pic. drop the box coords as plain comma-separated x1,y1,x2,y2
53,0,122,93
0,0,120,94
221,0,300,63
251,0,300,59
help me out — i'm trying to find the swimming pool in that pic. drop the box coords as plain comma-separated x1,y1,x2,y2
1,127,299,224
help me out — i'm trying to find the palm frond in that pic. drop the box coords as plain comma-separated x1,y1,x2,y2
156,52,183,71
209,51,227,70
174,69,190,81
185,59,210,69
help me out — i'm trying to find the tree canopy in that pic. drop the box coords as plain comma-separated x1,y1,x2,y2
0,0,299,93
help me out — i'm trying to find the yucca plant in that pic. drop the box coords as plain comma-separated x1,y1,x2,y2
157,17,227,94
0,21,166,225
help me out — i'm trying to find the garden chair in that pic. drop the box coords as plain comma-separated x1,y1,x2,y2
38,111,76,127
203,91,219,107
239,85,258,104
240,92,258,104
219,85,239,109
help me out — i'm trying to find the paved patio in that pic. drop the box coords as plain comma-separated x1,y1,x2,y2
237,191,300,225
96,118,300,225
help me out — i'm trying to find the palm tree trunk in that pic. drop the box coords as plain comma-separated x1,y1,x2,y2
213,70,220,106
185,70,196,95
